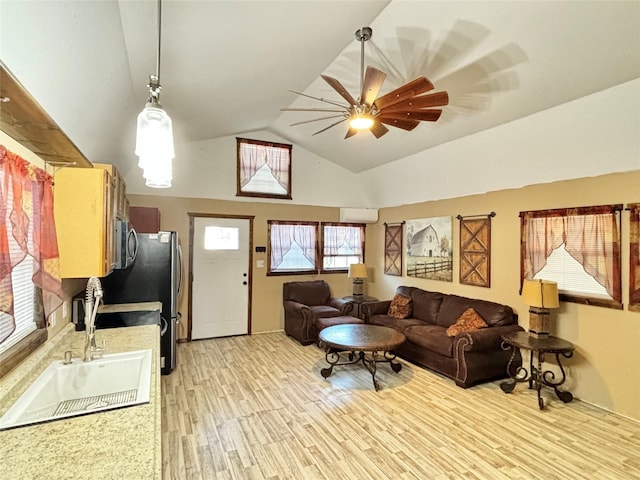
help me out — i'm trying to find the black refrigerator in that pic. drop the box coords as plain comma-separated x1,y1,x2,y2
100,231,182,375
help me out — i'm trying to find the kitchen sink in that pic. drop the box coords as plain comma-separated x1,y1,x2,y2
0,349,152,430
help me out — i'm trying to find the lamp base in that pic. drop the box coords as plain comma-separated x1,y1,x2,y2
528,308,551,337
352,279,364,296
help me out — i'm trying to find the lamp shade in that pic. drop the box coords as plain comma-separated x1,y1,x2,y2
348,263,368,279
522,279,560,308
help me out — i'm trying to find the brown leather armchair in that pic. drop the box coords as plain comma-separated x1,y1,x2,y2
283,280,354,345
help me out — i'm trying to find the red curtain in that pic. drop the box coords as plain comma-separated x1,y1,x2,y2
520,205,622,303
238,139,291,189
0,146,63,342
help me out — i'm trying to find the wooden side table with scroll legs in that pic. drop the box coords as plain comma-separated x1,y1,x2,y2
500,331,575,410
342,295,378,319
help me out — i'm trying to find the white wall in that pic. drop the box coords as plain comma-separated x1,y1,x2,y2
123,129,372,208
360,79,640,208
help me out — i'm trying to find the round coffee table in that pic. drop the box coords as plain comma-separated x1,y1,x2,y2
318,324,406,391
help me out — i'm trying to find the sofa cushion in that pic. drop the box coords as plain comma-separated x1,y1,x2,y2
446,308,488,337
388,294,412,318
369,315,428,334
435,294,516,328
410,289,444,323
405,325,454,358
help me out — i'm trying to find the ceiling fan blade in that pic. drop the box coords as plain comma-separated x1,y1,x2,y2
378,117,420,131
321,75,357,106
288,90,347,108
377,109,442,122
344,128,358,139
281,107,346,113
312,118,348,136
381,91,449,112
289,114,347,127
374,77,434,110
361,66,386,106
370,121,389,138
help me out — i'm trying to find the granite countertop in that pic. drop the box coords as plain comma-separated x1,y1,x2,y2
0,323,161,480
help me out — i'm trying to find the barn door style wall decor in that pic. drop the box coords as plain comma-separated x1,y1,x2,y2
629,203,640,312
406,216,453,281
384,222,404,276
457,212,495,288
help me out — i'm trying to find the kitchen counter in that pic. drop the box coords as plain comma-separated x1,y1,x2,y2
0,323,161,480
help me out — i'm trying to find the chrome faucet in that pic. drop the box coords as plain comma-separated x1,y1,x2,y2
84,277,105,362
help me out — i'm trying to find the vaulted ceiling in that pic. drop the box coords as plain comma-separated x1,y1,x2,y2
1,1,639,176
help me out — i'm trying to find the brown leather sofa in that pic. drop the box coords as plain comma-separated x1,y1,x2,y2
362,286,523,388
283,280,354,345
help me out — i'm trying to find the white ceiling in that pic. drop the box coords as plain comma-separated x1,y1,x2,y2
1,1,639,175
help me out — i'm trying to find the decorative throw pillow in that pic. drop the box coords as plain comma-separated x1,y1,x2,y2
388,294,412,319
446,308,488,337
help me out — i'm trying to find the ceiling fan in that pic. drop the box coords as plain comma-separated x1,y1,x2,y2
282,27,449,139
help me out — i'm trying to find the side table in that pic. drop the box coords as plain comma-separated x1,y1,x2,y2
500,331,575,410
342,295,378,320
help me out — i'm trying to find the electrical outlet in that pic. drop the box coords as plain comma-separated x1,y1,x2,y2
257,260,265,268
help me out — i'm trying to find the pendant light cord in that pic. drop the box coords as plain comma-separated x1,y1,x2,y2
156,0,162,82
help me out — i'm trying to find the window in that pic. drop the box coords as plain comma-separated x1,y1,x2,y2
0,146,63,377
267,221,318,275
204,226,239,250
520,204,622,309
237,137,292,199
321,223,365,272
267,221,366,276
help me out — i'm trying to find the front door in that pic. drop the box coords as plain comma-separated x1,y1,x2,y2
190,216,251,340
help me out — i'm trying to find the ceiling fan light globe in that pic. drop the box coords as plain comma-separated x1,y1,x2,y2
350,115,374,130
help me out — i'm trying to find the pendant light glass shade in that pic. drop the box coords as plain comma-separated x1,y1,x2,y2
135,104,174,188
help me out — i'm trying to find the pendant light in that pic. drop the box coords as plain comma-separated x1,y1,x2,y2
135,0,174,188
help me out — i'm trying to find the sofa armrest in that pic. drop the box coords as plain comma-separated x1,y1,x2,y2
362,301,391,322
455,324,524,352
328,297,355,315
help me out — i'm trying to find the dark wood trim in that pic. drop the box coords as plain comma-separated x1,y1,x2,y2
0,328,47,379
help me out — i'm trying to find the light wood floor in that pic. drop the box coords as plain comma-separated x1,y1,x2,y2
162,332,640,480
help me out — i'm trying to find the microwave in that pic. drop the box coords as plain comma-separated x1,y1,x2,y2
114,220,138,269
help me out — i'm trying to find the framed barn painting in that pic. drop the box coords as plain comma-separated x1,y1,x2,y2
406,216,453,281
459,216,492,288
384,223,403,276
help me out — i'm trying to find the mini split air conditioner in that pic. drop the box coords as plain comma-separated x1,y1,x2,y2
339,208,378,224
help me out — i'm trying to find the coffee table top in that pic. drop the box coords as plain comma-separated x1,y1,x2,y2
319,324,406,351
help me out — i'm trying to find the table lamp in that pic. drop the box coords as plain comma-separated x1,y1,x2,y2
521,279,560,337
348,263,368,296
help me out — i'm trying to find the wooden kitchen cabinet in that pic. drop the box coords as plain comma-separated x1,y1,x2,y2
93,163,127,220
54,167,116,278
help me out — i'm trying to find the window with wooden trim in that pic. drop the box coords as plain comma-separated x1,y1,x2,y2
321,223,365,273
237,137,292,199
267,221,318,275
629,203,640,312
520,204,622,309
267,221,366,276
